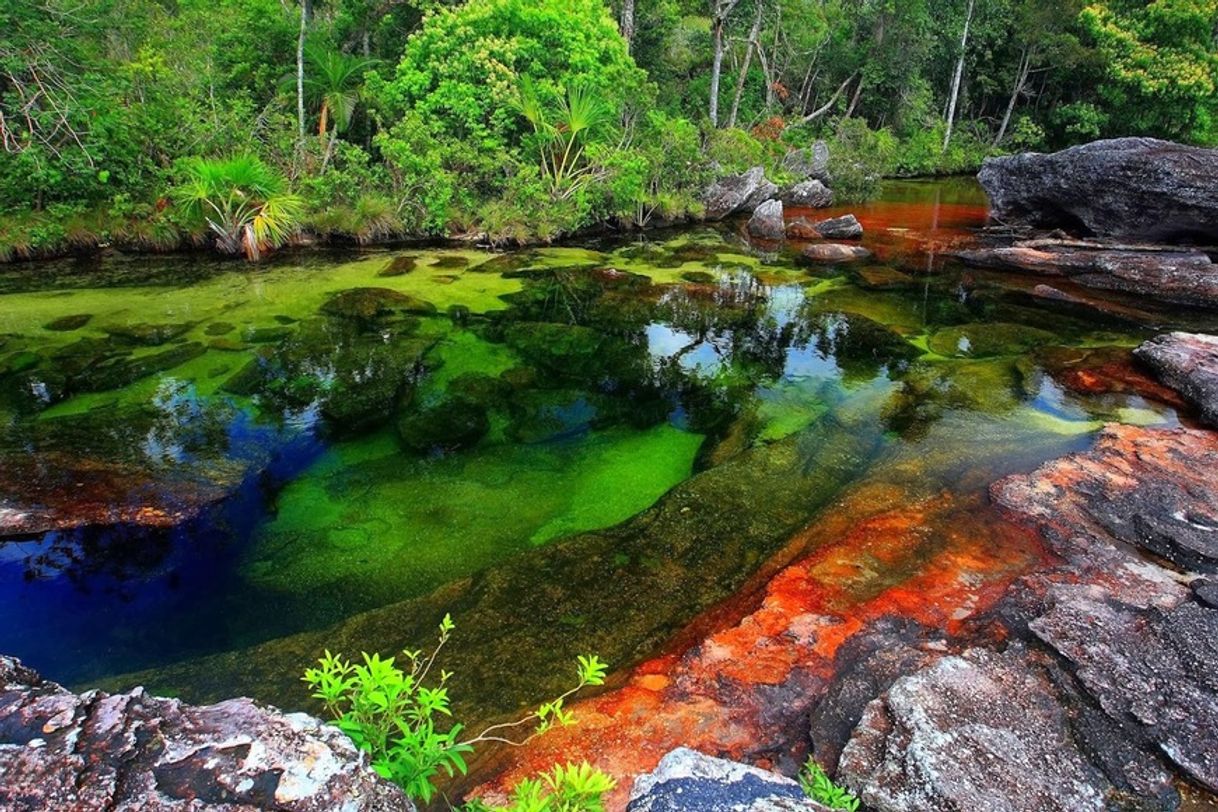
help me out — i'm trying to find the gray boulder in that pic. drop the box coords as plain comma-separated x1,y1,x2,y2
812,214,863,240
629,748,832,812
799,244,872,264
781,180,833,209
704,167,779,220
978,137,1218,242
0,656,411,812
838,648,1148,812
782,141,830,182
747,200,786,240
1135,332,1218,427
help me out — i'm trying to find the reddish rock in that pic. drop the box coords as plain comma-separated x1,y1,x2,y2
1135,332,1218,426
799,244,872,265
1030,345,1188,408
785,218,822,240
0,656,411,811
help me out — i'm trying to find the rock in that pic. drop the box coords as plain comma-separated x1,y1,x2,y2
798,244,871,265
785,219,821,240
704,167,779,220
378,255,417,277
747,200,786,240
0,656,411,812
838,647,1144,812
102,321,195,346
811,215,862,240
978,137,1218,242
320,287,436,321
205,321,235,336
1196,578,1218,609
781,141,830,183
397,397,490,454
781,180,833,209
855,266,913,290
1029,595,1218,793
954,243,1218,309
43,314,91,332
1134,332,1218,426
628,748,832,812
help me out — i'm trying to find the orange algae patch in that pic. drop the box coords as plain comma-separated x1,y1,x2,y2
470,486,1051,810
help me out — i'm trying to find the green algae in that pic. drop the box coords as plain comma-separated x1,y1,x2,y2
237,423,703,614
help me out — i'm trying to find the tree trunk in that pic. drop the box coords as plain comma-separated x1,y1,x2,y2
296,1,307,140
799,71,857,123
728,2,764,128
993,46,1030,146
620,0,636,53
942,0,975,152
708,0,740,127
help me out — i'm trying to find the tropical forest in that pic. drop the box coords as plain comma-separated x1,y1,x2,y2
1,1,1218,811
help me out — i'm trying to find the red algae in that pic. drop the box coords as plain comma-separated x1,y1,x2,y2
469,482,1051,810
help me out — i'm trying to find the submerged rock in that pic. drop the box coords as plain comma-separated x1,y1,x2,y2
1135,332,1218,426
397,397,490,454
102,321,195,346
43,313,91,332
747,199,786,240
0,656,410,811
378,255,417,277
704,167,779,220
628,748,831,812
798,244,871,265
926,322,1055,359
979,138,1218,242
321,287,436,321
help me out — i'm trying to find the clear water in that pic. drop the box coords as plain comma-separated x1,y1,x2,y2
0,179,1206,723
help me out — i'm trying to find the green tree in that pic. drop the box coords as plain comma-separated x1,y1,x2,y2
172,154,303,260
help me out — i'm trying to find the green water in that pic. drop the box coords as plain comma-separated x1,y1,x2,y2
0,180,1206,728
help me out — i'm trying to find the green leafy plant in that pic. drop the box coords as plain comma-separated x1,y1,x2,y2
799,758,860,812
517,79,614,198
304,614,608,804
172,154,303,260
464,762,616,812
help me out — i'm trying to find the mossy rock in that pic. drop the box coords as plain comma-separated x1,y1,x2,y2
430,255,471,269
927,323,1057,359
241,326,294,344
321,287,437,321
73,342,207,392
44,314,92,332
447,304,472,324
680,270,717,284
504,389,602,443
377,255,417,277
471,253,539,275
2,350,40,375
446,372,512,407
273,315,299,325
102,321,195,346
205,322,236,336
500,366,540,390
883,359,1021,439
397,397,490,454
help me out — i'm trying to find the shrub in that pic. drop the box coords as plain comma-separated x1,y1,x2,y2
464,763,616,812
304,614,608,804
799,758,859,812
823,118,897,202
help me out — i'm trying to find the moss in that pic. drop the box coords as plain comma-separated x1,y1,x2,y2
927,323,1058,359
377,255,417,277
397,397,491,454
44,314,92,332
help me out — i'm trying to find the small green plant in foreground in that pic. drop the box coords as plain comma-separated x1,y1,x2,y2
303,613,608,804
464,762,616,812
799,757,860,811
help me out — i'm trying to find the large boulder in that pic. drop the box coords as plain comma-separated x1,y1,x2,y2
781,180,833,209
747,199,786,240
704,167,779,220
838,648,1140,812
811,214,862,240
0,656,411,811
978,138,1218,243
781,141,830,183
1134,332,1218,427
628,748,832,812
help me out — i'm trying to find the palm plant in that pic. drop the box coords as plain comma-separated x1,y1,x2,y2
288,44,379,170
517,79,613,198
173,155,303,261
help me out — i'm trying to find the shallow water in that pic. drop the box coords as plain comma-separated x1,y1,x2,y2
0,179,1207,724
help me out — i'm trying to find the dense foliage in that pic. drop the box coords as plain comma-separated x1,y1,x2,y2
2,0,1216,256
